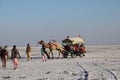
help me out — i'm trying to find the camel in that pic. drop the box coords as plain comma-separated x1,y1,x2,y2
38,40,64,59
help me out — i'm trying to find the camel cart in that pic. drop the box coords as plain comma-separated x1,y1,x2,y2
62,37,86,58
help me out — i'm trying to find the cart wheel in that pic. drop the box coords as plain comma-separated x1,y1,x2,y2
63,52,68,58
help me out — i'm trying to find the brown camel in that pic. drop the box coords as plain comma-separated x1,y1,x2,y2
38,40,64,59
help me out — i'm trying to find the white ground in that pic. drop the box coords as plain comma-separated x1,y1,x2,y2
0,45,120,80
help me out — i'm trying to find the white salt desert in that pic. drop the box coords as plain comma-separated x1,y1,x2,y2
0,45,120,80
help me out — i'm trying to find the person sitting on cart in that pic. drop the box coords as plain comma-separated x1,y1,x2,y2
74,44,80,53
79,44,86,56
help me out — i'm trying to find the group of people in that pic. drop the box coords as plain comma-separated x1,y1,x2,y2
0,36,86,70
73,43,86,57
0,43,31,70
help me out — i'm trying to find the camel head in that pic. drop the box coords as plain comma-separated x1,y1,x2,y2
38,40,45,45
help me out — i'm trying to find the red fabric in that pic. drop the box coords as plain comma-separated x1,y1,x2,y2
13,58,18,68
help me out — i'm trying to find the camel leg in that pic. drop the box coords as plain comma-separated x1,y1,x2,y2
59,50,64,58
47,51,50,59
57,50,61,59
51,50,54,59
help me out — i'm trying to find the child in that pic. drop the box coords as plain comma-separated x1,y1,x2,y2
11,45,21,70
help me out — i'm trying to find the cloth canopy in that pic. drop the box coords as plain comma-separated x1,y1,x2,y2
69,37,85,44
62,37,85,45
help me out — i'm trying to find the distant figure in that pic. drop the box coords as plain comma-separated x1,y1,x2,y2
11,45,21,70
0,45,9,68
66,35,69,39
41,45,47,62
78,35,81,37
26,43,32,61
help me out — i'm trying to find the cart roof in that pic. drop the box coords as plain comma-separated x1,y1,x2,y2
62,37,85,45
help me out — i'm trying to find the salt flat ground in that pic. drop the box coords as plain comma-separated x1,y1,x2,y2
0,45,120,80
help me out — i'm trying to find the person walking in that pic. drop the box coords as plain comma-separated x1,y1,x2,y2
41,45,47,62
26,43,32,61
0,46,9,68
11,45,21,70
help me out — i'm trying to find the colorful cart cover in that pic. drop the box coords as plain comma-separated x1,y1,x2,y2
62,37,85,45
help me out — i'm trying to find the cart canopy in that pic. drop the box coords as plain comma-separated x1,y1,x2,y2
62,37,85,45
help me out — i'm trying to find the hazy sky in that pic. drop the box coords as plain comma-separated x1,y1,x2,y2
0,0,120,46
